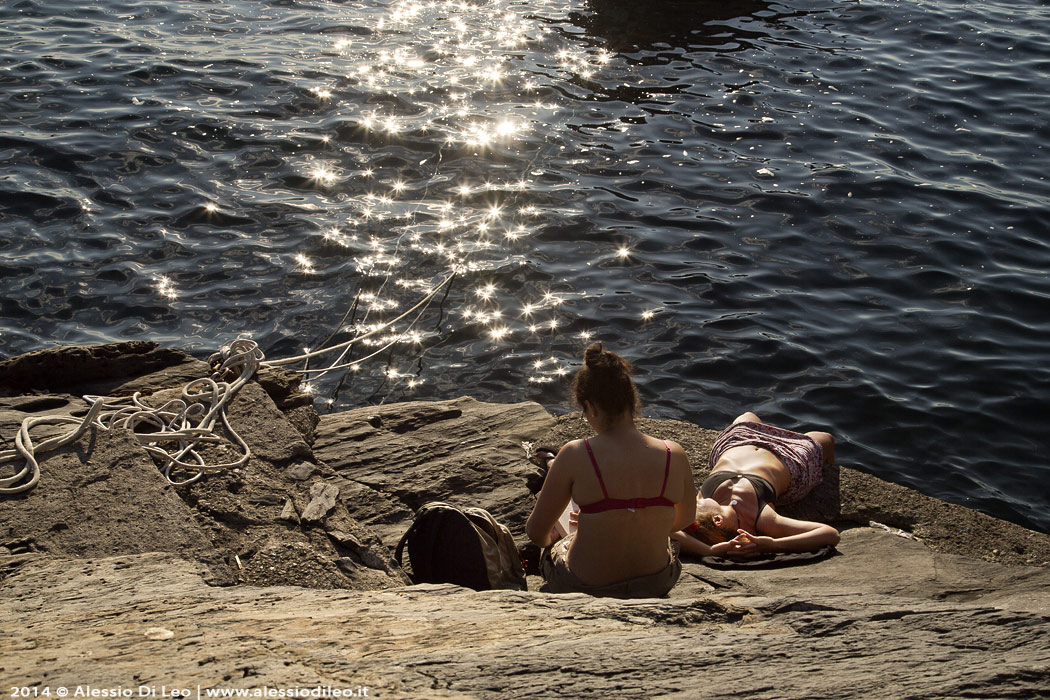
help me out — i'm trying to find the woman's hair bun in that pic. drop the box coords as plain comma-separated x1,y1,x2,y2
583,341,607,368
582,342,629,375
572,342,639,417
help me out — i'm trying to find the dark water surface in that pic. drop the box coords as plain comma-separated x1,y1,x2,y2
2,0,1048,532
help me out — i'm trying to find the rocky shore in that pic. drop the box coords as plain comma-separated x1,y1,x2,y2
2,342,1049,698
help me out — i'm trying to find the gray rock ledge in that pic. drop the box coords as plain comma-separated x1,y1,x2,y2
2,343,1049,698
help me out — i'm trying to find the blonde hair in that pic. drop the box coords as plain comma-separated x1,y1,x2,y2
691,500,737,544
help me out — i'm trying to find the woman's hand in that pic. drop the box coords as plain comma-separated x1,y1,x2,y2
707,540,736,557
723,530,775,558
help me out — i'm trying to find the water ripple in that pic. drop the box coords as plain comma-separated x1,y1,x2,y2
1,0,1048,532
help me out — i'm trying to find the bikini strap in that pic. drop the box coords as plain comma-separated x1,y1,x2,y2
583,439,610,498
659,440,671,497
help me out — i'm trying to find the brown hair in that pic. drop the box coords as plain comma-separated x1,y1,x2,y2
691,501,737,544
571,342,640,417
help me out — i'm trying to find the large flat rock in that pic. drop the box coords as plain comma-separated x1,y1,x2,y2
0,423,227,579
4,342,1050,698
312,396,556,547
2,539,1049,698
682,526,1050,615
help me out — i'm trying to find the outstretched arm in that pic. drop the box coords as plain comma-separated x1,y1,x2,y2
728,510,839,555
672,530,734,558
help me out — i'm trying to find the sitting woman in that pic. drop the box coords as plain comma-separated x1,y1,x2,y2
673,412,840,559
526,343,696,598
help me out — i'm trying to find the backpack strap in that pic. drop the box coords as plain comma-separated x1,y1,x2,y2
393,517,418,568
394,500,446,568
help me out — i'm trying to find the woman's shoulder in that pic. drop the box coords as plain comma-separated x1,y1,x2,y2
642,434,688,457
552,438,589,465
754,501,781,533
558,437,587,453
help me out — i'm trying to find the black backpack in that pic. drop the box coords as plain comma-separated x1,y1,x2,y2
394,501,527,591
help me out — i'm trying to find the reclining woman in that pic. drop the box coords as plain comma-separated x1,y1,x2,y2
526,343,696,597
673,411,840,559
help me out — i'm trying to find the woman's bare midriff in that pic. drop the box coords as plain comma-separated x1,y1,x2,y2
711,445,791,496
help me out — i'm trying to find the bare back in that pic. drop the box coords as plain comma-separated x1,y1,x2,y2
563,433,691,586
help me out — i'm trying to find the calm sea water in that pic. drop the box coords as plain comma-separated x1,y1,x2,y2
2,0,1048,533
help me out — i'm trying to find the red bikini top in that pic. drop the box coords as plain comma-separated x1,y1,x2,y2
577,439,675,514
